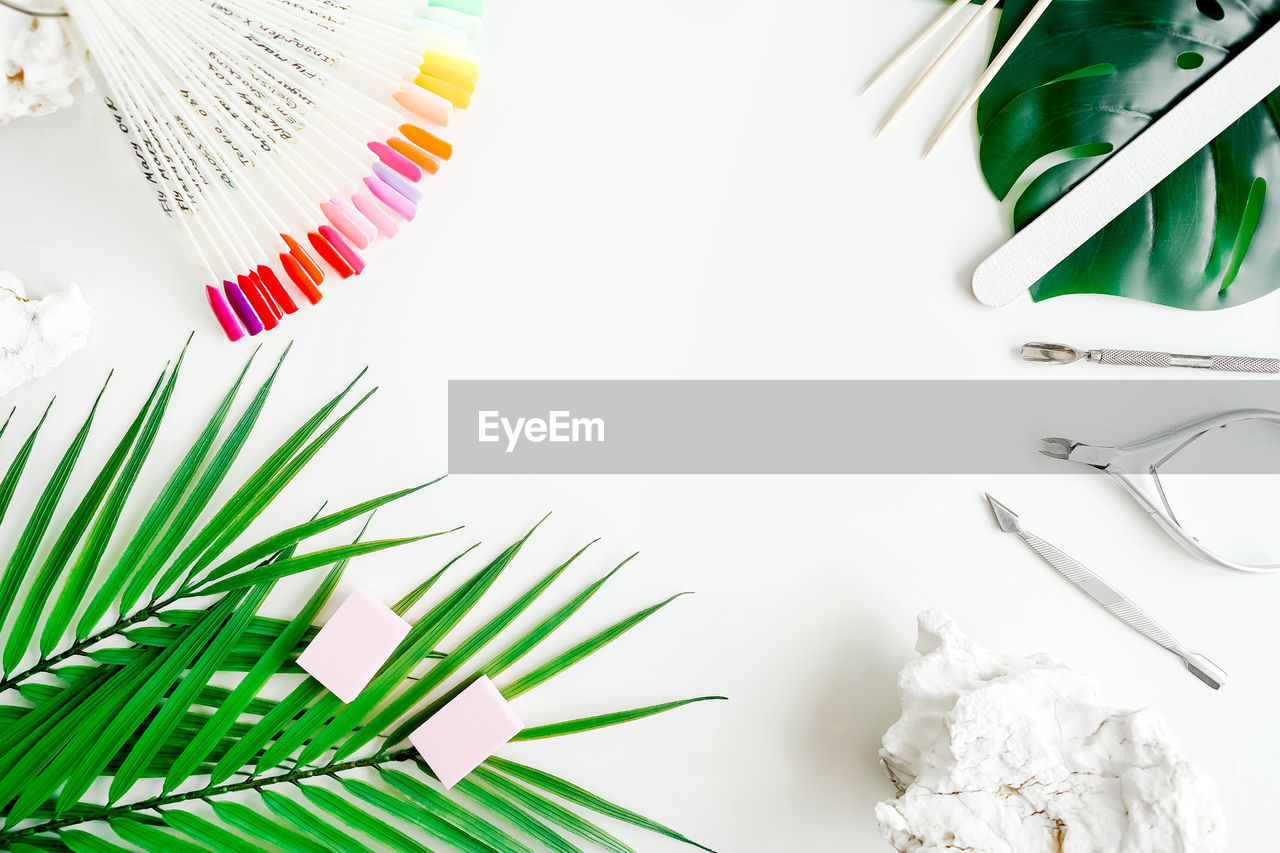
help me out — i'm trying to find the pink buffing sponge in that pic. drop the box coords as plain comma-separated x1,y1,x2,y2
410,676,523,788
296,588,411,703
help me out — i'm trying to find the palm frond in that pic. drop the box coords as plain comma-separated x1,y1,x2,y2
0,344,721,852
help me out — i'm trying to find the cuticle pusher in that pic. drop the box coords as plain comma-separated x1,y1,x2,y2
984,493,1226,690
1021,342,1280,374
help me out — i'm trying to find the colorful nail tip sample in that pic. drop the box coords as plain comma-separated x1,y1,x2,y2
281,234,325,285
372,161,423,205
388,137,441,175
352,193,400,238
365,176,418,221
400,124,453,160
296,589,412,704
206,285,245,342
318,226,367,274
421,51,479,90
256,265,298,314
333,196,379,242
280,252,323,304
250,272,283,320
369,140,423,182
394,84,453,127
77,2,479,340
308,231,357,279
409,676,523,789
321,199,374,250
238,274,278,331
415,72,471,109
224,281,264,336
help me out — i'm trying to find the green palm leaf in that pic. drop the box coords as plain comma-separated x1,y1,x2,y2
975,0,1280,308
0,346,719,853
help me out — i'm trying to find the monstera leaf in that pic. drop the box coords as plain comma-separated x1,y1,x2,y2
976,0,1280,309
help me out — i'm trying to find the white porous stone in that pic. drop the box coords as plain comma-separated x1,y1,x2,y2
0,6,91,124
876,611,1226,853
0,271,90,396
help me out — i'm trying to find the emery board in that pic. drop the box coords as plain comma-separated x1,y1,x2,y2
972,21,1280,307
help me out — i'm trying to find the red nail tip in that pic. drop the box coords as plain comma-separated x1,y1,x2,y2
281,233,325,284
319,226,366,275
238,274,279,331
257,265,298,314
369,140,423,182
248,271,283,321
281,252,323,304
206,285,245,342
225,280,264,336
308,231,356,279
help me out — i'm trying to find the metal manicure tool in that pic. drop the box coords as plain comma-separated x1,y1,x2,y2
1022,342,1280,375
984,493,1226,690
1041,410,1280,574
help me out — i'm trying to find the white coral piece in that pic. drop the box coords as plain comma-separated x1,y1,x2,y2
0,271,90,396
876,611,1227,853
0,6,91,124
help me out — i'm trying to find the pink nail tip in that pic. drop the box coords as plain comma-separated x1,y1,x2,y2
365,176,418,221
369,140,422,182
319,225,366,274
206,285,245,342
296,589,411,703
331,195,378,241
321,199,373,249
352,192,399,238
394,84,452,127
409,676,523,789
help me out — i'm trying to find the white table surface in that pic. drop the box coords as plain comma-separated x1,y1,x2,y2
1,1,1278,850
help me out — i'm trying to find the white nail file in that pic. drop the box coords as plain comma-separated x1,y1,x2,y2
973,21,1280,307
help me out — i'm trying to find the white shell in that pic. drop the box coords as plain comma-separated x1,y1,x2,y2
0,271,90,396
876,611,1227,853
0,7,91,124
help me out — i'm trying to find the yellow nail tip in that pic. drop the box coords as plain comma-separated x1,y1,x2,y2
415,73,471,109
420,51,479,91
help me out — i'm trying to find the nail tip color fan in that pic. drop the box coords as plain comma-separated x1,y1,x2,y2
62,0,482,341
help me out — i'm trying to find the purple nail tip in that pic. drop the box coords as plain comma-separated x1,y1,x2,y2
224,280,264,335
365,176,418,221
373,161,423,205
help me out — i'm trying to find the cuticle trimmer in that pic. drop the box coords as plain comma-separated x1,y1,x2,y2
984,493,1226,690
1021,342,1280,374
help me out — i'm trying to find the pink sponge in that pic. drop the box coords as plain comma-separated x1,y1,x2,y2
296,588,411,703
410,676,523,788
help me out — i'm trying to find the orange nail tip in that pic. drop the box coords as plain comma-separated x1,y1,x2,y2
399,124,452,160
388,137,440,175
281,234,325,284
281,252,323,304
309,231,357,279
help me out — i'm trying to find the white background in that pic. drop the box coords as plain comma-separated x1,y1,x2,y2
1,0,1279,849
